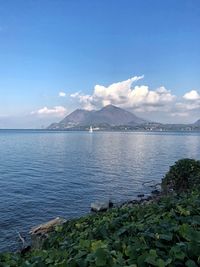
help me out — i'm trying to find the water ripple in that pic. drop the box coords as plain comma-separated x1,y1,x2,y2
0,130,200,251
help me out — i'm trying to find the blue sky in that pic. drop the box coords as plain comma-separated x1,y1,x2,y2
0,0,200,128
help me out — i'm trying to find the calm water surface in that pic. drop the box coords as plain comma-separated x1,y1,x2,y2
0,130,200,251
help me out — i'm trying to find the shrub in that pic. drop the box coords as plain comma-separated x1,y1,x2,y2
162,158,200,193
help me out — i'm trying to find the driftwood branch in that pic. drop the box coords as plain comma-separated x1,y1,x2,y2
142,180,155,186
29,217,65,235
17,231,26,248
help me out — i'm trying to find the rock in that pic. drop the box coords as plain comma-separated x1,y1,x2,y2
137,194,145,198
20,246,31,255
30,217,66,249
114,200,125,208
91,200,113,212
109,201,114,208
151,189,160,195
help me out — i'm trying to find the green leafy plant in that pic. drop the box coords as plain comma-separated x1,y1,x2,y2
161,158,200,193
1,190,200,266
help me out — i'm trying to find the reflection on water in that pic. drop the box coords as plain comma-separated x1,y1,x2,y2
0,130,200,251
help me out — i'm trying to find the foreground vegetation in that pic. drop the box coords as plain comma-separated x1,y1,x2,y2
1,159,200,267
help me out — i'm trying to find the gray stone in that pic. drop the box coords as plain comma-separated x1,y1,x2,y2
91,200,113,212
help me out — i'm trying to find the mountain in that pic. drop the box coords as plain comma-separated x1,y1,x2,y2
47,105,147,129
194,119,200,126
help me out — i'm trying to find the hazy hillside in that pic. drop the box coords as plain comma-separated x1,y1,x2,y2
48,105,147,129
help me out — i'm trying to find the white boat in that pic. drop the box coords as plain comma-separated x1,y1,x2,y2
89,126,93,133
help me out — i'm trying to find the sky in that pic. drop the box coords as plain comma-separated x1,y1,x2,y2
0,0,200,128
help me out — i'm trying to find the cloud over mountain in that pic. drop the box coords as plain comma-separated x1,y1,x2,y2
71,76,175,112
31,76,200,125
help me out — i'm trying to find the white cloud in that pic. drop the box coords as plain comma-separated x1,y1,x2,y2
32,106,67,117
176,101,200,111
70,91,81,98
183,90,200,101
174,89,200,115
71,75,175,112
170,111,189,117
59,91,66,97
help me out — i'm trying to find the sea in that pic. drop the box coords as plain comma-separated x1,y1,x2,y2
0,130,200,252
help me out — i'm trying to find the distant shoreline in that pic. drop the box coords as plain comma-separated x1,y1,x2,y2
0,128,200,132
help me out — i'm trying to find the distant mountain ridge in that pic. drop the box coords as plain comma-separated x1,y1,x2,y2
194,119,200,126
47,105,200,131
48,105,147,129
